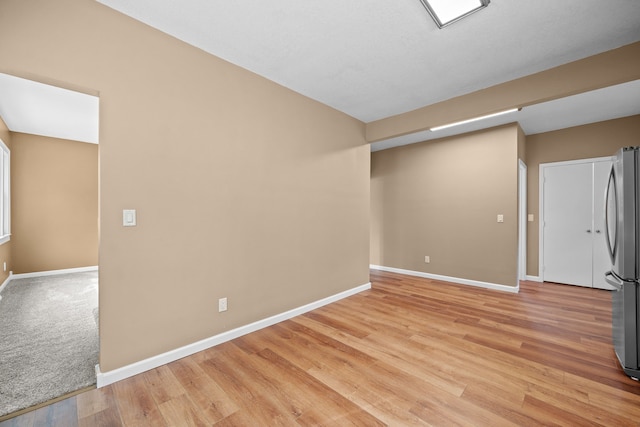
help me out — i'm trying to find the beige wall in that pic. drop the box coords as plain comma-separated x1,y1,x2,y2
371,124,520,287
367,42,640,143
0,117,11,285
0,0,370,372
525,115,640,276
11,133,98,274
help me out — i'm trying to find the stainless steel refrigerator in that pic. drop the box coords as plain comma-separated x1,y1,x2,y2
605,146,640,380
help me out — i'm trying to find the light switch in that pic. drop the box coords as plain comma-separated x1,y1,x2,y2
497,214,504,223
123,209,136,227
528,214,534,222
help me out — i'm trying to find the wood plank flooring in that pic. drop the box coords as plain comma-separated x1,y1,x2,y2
2,269,639,426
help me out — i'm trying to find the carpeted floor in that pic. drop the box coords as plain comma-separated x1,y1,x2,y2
0,271,99,418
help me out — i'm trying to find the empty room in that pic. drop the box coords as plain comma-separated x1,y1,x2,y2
1,0,640,425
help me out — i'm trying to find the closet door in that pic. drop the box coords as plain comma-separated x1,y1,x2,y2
592,160,615,290
542,162,593,286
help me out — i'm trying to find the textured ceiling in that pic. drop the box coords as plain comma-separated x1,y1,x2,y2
1,1,639,146
96,0,640,122
370,79,640,151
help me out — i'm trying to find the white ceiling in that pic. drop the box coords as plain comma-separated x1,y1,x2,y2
96,0,640,122
1,0,639,147
0,73,99,144
371,79,640,151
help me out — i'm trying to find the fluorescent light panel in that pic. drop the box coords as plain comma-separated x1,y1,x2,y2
420,0,490,28
430,108,520,131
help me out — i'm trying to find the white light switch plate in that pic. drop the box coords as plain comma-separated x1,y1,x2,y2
497,214,504,223
123,209,136,227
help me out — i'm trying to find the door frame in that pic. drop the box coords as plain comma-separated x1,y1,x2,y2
538,156,613,281
518,159,527,281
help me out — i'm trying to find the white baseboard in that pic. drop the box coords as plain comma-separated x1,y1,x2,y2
525,275,542,282
96,281,372,388
11,266,98,280
370,264,519,293
0,272,11,300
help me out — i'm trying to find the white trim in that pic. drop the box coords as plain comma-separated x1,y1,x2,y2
540,156,613,169
0,138,9,241
526,275,542,282
96,281,372,388
370,264,519,293
0,271,12,300
11,266,98,280
518,159,528,281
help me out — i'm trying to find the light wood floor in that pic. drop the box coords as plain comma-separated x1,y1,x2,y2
3,269,640,426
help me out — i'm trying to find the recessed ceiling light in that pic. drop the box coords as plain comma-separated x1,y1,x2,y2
419,0,490,28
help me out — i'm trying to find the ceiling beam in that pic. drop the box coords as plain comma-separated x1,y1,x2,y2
366,42,640,143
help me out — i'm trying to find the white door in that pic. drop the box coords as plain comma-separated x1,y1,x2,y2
592,160,615,290
541,158,613,288
543,162,593,286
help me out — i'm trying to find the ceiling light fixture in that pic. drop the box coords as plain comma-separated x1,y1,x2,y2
429,108,520,132
419,0,490,28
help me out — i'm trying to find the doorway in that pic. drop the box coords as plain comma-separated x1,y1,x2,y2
0,73,100,419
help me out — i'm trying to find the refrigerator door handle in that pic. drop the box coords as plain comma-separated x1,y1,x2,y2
605,271,623,291
604,165,617,263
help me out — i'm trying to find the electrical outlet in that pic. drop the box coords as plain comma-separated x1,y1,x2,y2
218,297,228,312
497,214,504,223
424,256,430,263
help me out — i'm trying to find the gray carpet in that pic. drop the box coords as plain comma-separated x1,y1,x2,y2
0,271,99,417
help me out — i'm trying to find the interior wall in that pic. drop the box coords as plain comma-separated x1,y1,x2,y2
525,114,640,276
0,117,11,285
0,0,369,372
371,124,520,287
10,133,98,274
367,42,640,143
